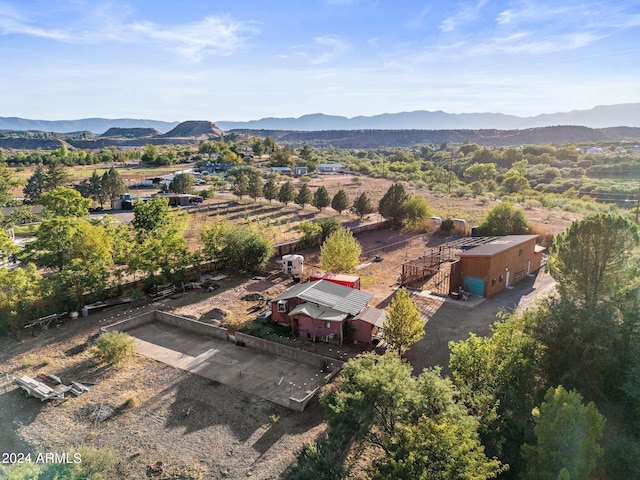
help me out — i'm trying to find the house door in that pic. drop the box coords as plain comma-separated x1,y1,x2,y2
505,270,510,287
292,318,299,337
527,260,531,275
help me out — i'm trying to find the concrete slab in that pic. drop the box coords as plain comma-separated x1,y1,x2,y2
127,321,327,408
414,290,485,308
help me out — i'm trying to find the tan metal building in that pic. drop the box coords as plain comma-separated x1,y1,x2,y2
450,235,544,298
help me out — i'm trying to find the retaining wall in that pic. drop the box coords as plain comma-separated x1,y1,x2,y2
234,332,343,369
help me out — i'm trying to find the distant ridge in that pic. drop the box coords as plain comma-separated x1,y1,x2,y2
216,104,640,131
1,104,638,135
0,117,179,134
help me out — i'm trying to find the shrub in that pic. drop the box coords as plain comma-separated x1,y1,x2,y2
440,218,455,233
92,331,136,366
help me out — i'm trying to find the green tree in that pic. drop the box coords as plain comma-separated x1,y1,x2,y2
263,179,278,203
0,264,51,333
378,183,409,229
87,170,108,207
298,145,314,161
263,136,276,156
312,185,331,210
295,183,313,208
0,163,18,207
298,222,323,247
477,201,528,236
141,144,158,163
247,170,263,200
101,167,127,201
522,386,605,480
320,354,503,479
252,139,265,157
0,228,17,259
501,169,530,193
450,311,547,473
319,227,361,273
331,189,349,214
271,148,292,167
201,222,272,272
232,172,249,199
44,159,71,189
548,214,639,309
278,180,295,205
168,172,195,194
351,192,374,220
382,288,424,355
464,162,498,183
131,196,172,239
403,196,430,227
23,164,48,202
39,186,91,218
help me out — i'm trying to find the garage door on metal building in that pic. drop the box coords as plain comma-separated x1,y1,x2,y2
463,277,485,297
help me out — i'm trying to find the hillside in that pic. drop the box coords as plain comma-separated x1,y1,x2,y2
101,127,161,138
162,121,224,139
0,117,178,134
230,126,640,148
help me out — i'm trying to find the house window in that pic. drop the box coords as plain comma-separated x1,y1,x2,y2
519,248,523,256
499,275,504,283
326,322,331,329
491,278,496,286
277,300,288,313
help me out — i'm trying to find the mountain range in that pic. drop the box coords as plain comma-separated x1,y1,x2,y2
217,104,640,131
0,104,639,134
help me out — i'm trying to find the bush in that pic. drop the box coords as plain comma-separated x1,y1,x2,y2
440,218,455,233
92,331,136,366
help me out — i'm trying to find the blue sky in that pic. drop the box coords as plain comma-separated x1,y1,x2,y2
1,0,639,121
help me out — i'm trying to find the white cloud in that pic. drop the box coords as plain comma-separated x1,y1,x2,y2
0,4,255,61
310,36,349,64
440,0,488,32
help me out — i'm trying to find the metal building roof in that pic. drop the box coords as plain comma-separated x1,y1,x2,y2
457,235,540,257
274,280,373,315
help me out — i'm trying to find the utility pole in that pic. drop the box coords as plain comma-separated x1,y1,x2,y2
448,149,455,195
636,178,640,225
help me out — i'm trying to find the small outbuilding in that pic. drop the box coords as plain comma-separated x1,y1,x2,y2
351,306,386,344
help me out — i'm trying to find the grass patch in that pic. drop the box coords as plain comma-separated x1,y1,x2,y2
122,391,143,408
241,320,292,339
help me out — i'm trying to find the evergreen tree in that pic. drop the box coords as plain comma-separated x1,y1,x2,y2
295,183,313,208
378,183,409,228
101,167,127,201
331,189,349,214
263,179,278,203
24,165,48,202
247,171,263,201
312,185,331,211
278,180,295,205
351,192,374,220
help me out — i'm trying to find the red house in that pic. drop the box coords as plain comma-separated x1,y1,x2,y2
271,280,380,344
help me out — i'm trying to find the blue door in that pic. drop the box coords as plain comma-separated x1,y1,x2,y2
463,276,485,297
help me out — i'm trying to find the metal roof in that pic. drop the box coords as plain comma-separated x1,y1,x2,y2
457,235,540,257
353,306,386,328
289,303,348,322
274,280,373,316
